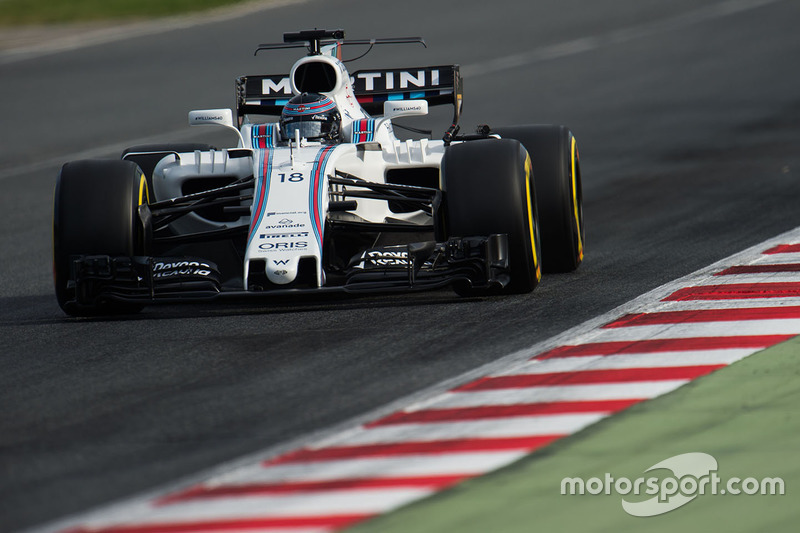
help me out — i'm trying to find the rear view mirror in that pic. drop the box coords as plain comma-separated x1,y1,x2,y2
382,100,429,120
188,109,243,147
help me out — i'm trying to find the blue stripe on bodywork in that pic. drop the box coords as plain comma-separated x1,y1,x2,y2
251,124,275,148
351,119,376,143
247,148,273,248
308,145,335,250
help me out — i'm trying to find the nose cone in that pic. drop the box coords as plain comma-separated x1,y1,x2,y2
266,256,300,284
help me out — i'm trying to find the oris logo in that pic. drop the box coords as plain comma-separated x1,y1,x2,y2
258,241,308,251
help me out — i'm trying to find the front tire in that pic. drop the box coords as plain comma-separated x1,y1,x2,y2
493,125,584,273
53,160,150,316
441,138,542,294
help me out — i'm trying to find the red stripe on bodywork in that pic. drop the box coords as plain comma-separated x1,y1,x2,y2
247,149,271,240
311,152,322,239
157,474,469,505
664,282,800,300
454,365,724,392
535,335,792,358
264,435,562,465
254,124,267,149
63,514,372,533
366,399,642,427
310,145,334,245
359,119,369,143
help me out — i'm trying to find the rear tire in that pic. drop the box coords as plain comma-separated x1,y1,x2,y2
53,160,151,316
442,139,542,294
493,125,583,273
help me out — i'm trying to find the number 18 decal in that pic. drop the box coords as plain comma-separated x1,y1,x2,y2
279,172,304,183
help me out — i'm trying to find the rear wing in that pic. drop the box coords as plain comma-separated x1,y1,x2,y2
236,65,463,122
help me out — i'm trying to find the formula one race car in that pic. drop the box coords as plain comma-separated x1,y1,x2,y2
53,29,583,316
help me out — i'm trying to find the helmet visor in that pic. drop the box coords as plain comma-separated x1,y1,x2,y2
284,121,325,140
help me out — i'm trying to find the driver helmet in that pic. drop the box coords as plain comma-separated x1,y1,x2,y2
280,93,342,144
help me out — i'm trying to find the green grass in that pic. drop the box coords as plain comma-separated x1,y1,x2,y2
0,0,252,25
347,336,800,533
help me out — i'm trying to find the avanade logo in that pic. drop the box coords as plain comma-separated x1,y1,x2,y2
560,453,785,517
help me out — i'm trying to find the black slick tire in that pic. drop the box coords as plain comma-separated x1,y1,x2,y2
441,138,542,294
493,125,584,273
53,159,150,316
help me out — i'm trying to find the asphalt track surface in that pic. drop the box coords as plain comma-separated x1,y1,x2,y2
1,0,799,530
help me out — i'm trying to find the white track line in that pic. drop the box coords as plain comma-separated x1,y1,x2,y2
419,381,691,411
333,414,606,446
72,489,429,526
0,127,210,182
207,451,527,485
500,349,758,375
461,0,784,77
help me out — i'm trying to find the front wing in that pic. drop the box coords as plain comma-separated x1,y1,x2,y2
63,234,510,309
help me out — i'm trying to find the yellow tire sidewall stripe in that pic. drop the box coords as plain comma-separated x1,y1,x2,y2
570,136,584,261
138,173,149,206
524,154,542,282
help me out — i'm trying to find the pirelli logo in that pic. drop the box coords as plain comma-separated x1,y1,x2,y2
259,231,309,239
